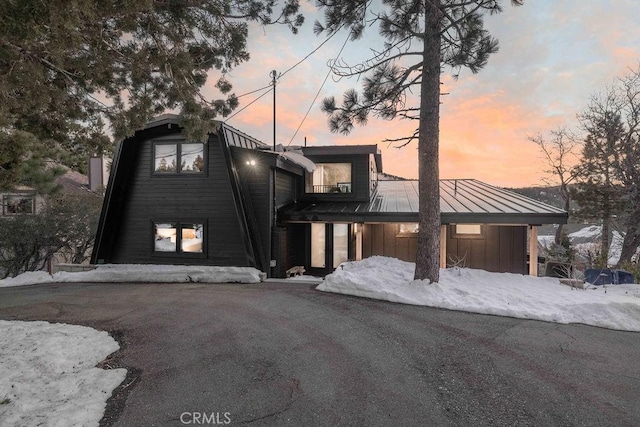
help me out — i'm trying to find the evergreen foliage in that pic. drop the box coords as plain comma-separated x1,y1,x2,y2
0,190,103,278
0,0,303,190
314,0,522,281
571,66,640,265
545,232,576,264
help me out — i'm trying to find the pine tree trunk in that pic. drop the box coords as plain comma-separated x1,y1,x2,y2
617,204,640,266
554,182,570,245
414,0,441,282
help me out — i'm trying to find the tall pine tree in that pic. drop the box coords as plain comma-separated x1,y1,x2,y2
315,0,523,281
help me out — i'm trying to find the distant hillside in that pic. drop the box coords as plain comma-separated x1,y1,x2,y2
505,185,565,209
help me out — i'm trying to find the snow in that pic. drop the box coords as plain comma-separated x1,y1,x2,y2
569,225,602,239
318,256,640,332
537,234,555,247
539,226,626,267
280,150,316,173
0,264,262,287
0,320,126,427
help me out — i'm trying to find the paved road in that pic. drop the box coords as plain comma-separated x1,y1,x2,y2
0,281,639,426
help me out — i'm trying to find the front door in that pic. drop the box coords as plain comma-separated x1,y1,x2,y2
309,223,350,275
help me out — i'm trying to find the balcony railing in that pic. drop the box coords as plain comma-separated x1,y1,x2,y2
310,182,352,194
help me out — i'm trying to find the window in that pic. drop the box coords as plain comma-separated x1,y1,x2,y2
306,163,352,193
455,224,482,235
154,222,204,253
333,224,349,268
453,224,484,239
311,223,326,268
3,194,35,215
398,223,419,235
154,142,204,173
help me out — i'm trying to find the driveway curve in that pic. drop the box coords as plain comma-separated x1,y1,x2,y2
0,281,638,426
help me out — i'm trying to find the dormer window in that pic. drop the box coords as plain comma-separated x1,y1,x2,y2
305,163,352,193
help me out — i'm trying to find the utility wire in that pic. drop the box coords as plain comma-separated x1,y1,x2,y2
286,29,351,147
236,84,272,98
225,86,272,121
278,25,344,80
230,25,344,105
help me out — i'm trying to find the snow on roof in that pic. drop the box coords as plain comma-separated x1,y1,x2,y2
280,150,316,173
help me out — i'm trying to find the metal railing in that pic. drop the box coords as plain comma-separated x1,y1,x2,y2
310,183,352,193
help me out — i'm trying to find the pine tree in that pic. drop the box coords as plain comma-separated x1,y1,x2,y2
315,0,523,281
0,0,303,189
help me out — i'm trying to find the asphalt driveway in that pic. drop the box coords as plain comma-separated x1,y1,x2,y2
0,281,639,426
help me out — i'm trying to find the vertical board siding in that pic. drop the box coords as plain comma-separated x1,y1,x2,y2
110,132,251,266
275,172,296,207
361,223,526,274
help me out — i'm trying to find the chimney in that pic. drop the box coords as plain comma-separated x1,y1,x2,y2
88,157,104,192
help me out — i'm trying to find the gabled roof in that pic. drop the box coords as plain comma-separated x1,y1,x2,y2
280,179,567,225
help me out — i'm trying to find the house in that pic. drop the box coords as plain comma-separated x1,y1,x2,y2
91,115,567,278
1,164,103,277
0,164,95,217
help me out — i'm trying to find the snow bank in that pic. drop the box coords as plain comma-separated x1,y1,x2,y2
0,264,262,287
0,320,126,427
318,256,640,332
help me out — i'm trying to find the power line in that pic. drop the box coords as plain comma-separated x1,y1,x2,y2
278,25,344,80
236,84,272,98
228,25,345,113
286,30,352,147
225,86,272,122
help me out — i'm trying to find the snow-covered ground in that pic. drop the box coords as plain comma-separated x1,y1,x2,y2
0,321,126,426
318,256,640,332
538,225,626,266
0,264,262,287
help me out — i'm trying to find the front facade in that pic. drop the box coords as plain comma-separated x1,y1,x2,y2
92,116,567,277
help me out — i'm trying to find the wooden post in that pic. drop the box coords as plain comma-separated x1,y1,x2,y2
355,223,363,261
440,224,447,268
529,225,539,276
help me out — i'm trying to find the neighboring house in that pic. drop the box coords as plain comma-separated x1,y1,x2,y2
1,164,102,217
91,114,567,278
1,186,42,216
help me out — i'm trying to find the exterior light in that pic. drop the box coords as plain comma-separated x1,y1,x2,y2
245,159,256,166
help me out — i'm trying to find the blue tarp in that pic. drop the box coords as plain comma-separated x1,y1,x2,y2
584,269,635,285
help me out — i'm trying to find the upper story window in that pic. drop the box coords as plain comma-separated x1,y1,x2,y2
306,163,352,194
3,194,35,215
154,142,204,174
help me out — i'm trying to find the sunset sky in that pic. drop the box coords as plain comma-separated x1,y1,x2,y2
214,0,640,188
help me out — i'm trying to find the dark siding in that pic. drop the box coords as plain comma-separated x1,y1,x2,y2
275,171,297,207
232,149,271,271
301,153,371,202
229,148,301,276
110,132,252,266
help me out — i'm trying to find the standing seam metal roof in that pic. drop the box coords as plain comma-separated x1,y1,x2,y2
281,179,567,224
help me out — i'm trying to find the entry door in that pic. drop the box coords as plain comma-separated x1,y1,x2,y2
310,223,350,272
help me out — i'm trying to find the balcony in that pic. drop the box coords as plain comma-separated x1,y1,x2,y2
310,183,352,194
